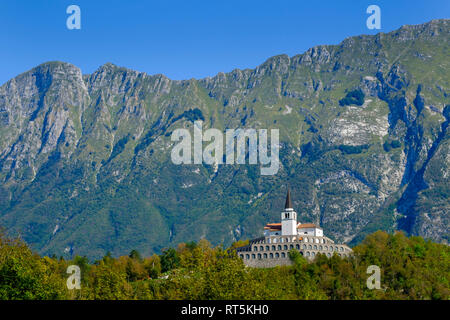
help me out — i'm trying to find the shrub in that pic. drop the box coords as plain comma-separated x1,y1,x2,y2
339,89,365,106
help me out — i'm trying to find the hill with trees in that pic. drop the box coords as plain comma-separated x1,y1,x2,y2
1,229,448,300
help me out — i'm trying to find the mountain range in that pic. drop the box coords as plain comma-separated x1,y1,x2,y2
0,19,448,259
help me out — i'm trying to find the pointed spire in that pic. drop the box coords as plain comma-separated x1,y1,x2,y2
285,188,293,209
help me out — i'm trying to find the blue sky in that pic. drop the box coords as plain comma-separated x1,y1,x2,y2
0,0,448,85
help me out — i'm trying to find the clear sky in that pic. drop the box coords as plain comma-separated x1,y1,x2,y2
1,0,449,85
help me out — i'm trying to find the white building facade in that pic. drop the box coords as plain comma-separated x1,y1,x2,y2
237,189,352,268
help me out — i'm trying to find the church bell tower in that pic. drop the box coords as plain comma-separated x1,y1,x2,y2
281,189,297,236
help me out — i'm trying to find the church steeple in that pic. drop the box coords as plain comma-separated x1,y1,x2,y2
281,188,297,236
285,188,293,209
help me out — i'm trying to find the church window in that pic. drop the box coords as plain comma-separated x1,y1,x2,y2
308,245,312,249
254,246,258,251
264,253,267,259
240,254,243,259
266,246,269,251
319,246,323,250
257,254,261,259
260,246,264,251
281,252,286,258
270,253,273,259
246,254,250,259
272,245,276,250
275,253,279,258
303,244,307,249
296,244,300,250
252,254,255,259
312,252,315,256
284,245,288,250
306,252,310,256
277,245,282,250
340,247,344,251
314,245,317,250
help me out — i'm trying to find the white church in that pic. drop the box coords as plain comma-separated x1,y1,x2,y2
236,189,352,268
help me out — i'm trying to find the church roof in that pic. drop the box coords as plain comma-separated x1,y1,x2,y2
285,189,293,209
297,223,322,229
264,223,281,231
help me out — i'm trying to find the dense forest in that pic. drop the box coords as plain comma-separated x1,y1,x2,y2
0,229,448,300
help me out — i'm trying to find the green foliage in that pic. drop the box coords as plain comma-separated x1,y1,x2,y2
383,140,402,152
338,144,369,154
0,230,68,299
160,248,180,273
87,261,133,300
172,108,205,123
0,230,448,300
288,248,307,266
129,249,142,261
339,89,365,106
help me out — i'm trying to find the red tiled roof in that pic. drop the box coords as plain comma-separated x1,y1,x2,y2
265,223,281,230
297,223,321,229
